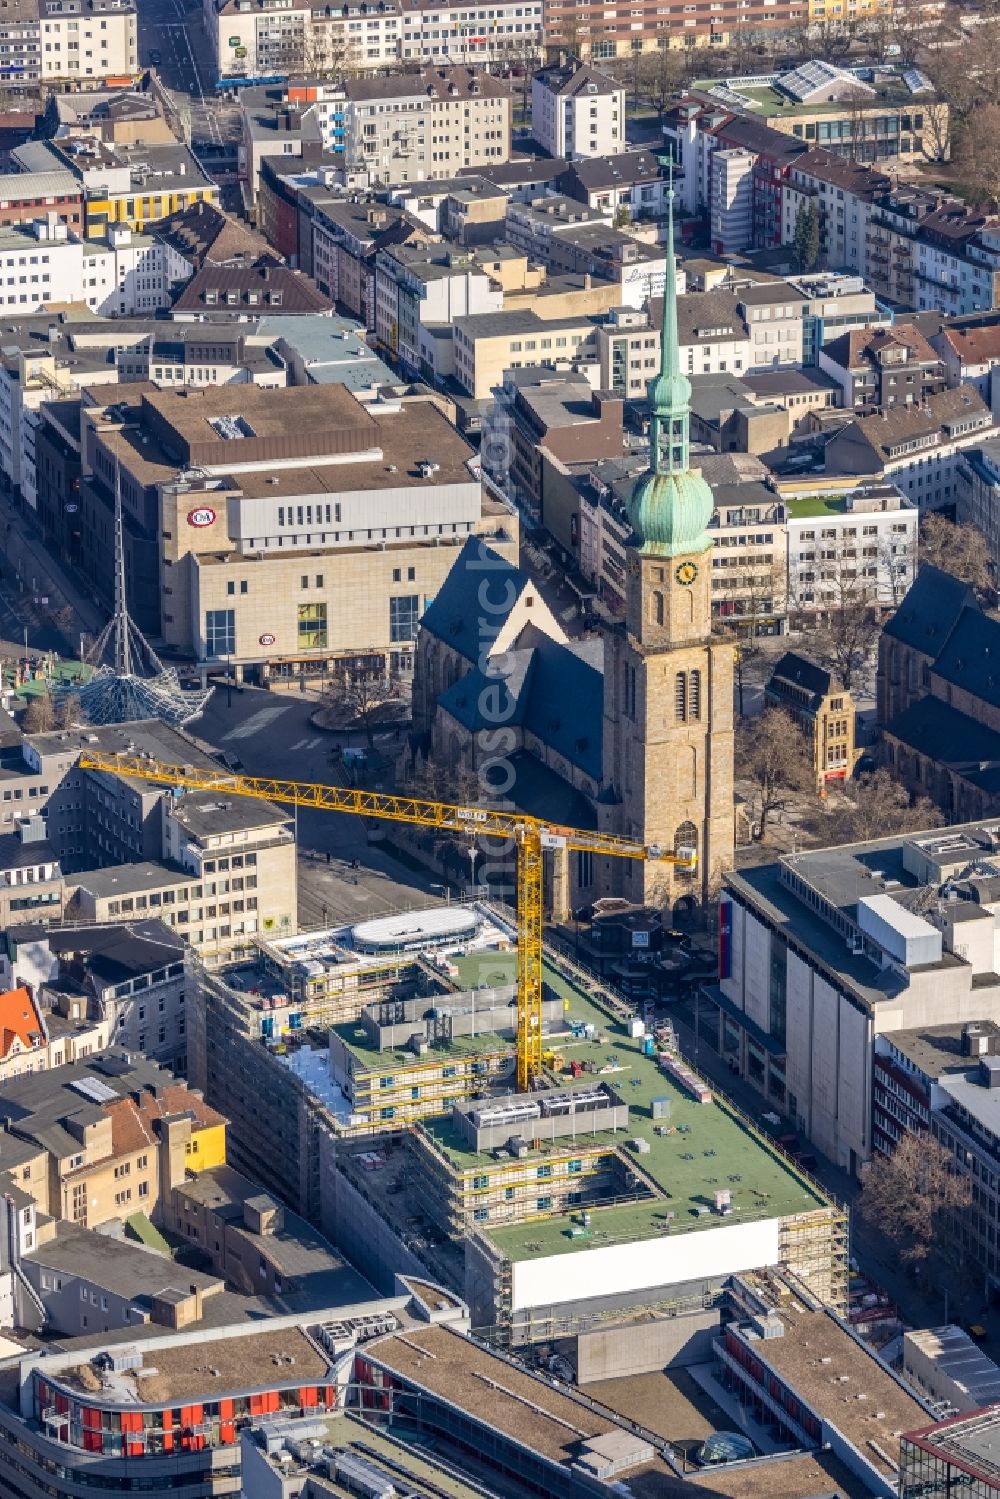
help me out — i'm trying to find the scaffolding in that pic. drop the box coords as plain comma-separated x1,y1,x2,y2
778,1202,850,1318
77,460,212,728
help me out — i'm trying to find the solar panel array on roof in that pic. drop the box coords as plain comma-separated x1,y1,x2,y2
904,68,932,94
777,59,865,102
69,1076,117,1105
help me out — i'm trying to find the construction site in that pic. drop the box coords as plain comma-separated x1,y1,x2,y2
72,751,845,1367
189,899,848,1354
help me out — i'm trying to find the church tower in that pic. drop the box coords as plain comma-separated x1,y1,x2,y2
600,177,734,909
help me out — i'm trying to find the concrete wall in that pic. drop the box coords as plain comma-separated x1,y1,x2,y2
510,1219,781,1313
575,1308,720,1383
324,1146,428,1295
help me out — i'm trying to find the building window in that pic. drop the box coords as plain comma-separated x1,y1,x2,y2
297,602,328,650
205,609,235,656
675,671,687,721
389,594,420,642
689,669,701,720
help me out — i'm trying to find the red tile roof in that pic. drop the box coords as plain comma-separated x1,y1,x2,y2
0,986,44,1060
105,1084,226,1157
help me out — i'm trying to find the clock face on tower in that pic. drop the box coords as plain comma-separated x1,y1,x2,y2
675,560,698,586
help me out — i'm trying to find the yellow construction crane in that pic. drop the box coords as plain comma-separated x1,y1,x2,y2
78,752,695,1090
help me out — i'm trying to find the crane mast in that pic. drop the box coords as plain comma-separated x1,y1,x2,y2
78,752,695,1090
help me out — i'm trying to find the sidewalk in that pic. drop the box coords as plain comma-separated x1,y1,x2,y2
0,492,105,640
669,1000,1000,1346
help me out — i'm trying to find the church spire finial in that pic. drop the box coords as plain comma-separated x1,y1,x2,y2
658,160,680,392
624,156,714,559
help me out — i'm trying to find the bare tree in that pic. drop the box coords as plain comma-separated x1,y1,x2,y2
810,18,855,60
959,102,1000,211
736,707,814,840
859,9,897,64
920,99,952,165
644,43,686,121
823,768,943,844
712,552,787,653
297,22,359,80
20,693,55,734
322,665,403,747
859,1130,972,1274
919,512,992,593
789,544,887,692
844,86,872,164
878,531,917,609
53,692,79,730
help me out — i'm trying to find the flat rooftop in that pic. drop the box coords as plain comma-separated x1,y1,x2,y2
366,1321,678,1479
25,1222,221,1305
684,1450,875,1497
782,493,849,518
883,1022,992,1079
55,1324,329,1405
97,395,477,497
416,951,827,1256
739,1286,927,1478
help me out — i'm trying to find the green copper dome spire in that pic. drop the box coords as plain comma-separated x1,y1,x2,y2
627,166,715,559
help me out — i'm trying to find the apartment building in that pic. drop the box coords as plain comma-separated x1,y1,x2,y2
12,138,218,237
0,818,64,928
0,1048,226,1230
824,384,998,511
783,482,917,614
208,0,540,82
3,919,189,1074
309,198,431,325
373,242,502,372
932,317,1000,402
595,282,807,407
342,67,511,185
711,148,754,256
494,366,623,524
531,60,624,162
818,323,946,414
452,307,598,398
38,0,137,84
43,86,175,146
503,200,668,308
0,166,83,233
0,215,167,318
80,382,515,679
398,0,543,65
541,0,854,58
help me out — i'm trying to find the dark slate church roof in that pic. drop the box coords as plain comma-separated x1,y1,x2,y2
419,536,533,665
884,695,1000,795
930,607,1000,711
880,563,976,654
438,623,604,781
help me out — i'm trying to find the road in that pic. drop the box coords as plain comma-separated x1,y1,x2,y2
0,494,105,661
188,687,447,929
669,995,1000,1352
139,0,242,148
